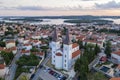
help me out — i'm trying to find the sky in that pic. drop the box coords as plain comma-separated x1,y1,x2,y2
0,0,120,16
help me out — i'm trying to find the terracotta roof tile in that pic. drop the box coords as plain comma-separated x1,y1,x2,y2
72,50,80,58
113,50,120,56
0,64,5,69
110,77,120,80
21,50,30,53
72,43,79,48
56,53,62,56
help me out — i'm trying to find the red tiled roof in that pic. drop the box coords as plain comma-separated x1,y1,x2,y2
72,50,80,58
6,40,15,43
33,52,44,56
72,43,79,48
10,47,17,50
56,53,62,56
117,65,120,70
0,47,4,51
0,64,5,69
113,50,120,56
24,44,31,46
21,50,30,53
76,35,85,40
110,77,120,80
100,56,107,61
4,49,11,53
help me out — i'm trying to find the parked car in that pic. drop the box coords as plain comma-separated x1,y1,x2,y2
39,65,43,68
30,74,35,79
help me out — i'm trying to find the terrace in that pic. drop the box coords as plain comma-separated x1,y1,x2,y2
94,61,118,77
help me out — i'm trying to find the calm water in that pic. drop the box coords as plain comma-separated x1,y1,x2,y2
31,18,120,25
30,19,75,25
101,18,120,24
1,18,120,25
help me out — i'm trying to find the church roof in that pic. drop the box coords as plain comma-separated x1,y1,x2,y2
52,27,58,42
72,43,79,48
72,50,80,58
56,52,62,56
63,28,71,45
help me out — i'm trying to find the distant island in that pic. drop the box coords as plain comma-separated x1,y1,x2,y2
64,19,113,25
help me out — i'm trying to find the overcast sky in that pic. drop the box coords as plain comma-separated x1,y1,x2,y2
0,0,120,16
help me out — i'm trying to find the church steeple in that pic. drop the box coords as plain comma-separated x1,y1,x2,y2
64,28,71,44
52,27,58,42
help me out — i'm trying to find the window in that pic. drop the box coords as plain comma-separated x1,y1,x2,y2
65,55,66,57
64,64,66,67
54,56,55,58
54,60,55,62
65,60,66,62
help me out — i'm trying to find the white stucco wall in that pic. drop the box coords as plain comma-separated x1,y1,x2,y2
6,43,15,49
55,55,63,69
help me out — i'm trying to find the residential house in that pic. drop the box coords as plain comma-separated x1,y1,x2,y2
111,50,120,64
6,40,16,49
23,44,32,50
21,50,30,56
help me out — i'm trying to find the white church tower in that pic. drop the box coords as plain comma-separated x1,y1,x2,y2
63,29,72,70
51,27,60,65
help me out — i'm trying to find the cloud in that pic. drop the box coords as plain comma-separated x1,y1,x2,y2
14,5,83,11
16,6,50,11
95,0,120,9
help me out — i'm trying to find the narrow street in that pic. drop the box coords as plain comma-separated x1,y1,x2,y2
5,44,21,80
32,53,51,80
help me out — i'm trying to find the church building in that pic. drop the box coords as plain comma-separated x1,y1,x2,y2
51,27,80,71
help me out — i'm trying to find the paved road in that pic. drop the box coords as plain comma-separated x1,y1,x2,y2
38,68,57,80
32,53,51,80
5,44,21,80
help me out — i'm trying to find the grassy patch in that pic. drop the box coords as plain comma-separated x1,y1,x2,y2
87,72,108,80
95,61,111,68
15,67,30,79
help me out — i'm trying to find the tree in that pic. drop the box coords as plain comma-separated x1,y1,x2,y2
15,40,19,46
74,58,80,72
30,48,39,52
0,77,4,80
0,51,14,65
0,41,5,47
94,44,101,55
74,43,99,80
77,40,84,49
105,41,112,57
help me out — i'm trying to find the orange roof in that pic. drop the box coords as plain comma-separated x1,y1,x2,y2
72,43,79,48
10,47,17,50
56,53,62,56
33,52,44,56
0,47,4,51
0,64,5,69
117,65,120,69
113,50,120,56
72,50,80,58
76,35,85,40
4,49,11,53
110,77,120,80
6,40,15,43
24,44,31,46
21,50,30,53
